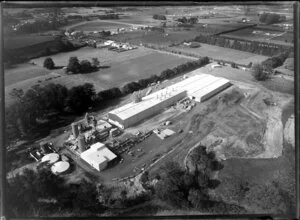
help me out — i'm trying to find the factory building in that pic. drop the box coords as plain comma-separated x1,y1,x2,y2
80,142,117,171
108,72,231,129
108,88,187,129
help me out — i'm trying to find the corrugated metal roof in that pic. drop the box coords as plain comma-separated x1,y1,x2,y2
192,78,230,99
108,87,186,120
81,142,117,165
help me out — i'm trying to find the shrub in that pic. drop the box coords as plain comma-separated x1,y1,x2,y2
43,57,55,70
131,91,143,103
122,82,141,95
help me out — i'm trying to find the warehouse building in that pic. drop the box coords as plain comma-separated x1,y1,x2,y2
108,88,187,129
80,142,117,172
108,73,231,129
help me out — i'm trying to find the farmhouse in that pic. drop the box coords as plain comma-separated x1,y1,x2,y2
108,71,231,129
80,142,117,172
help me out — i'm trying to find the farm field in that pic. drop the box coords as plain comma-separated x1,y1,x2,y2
221,28,293,45
169,43,269,65
61,20,132,32
118,14,161,26
5,63,51,86
4,34,56,50
31,47,192,90
109,30,201,46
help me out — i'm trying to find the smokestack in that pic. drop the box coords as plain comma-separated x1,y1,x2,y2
71,123,79,138
77,134,86,153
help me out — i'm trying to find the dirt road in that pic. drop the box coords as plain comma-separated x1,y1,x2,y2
284,114,295,147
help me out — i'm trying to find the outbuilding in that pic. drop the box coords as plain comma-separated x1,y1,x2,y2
80,142,117,171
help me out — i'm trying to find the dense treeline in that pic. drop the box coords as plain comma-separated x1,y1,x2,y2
193,34,292,57
6,83,96,143
259,13,286,25
153,14,167,20
261,51,290,69
7,167,104,217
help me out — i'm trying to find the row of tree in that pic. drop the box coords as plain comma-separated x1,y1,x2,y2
193,34,292,57
177,16,198,24
153,14,167,20
44,56,100,73
259,12,286,25
66,56,100,74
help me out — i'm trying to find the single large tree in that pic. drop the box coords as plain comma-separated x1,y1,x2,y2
43,57,55,70
67,56,81,74
80,60,93,73
92,58,100,67
251,63,272,81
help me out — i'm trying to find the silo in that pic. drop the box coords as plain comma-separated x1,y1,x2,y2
78,134,86,153
71,123,79,138
40,143,47,154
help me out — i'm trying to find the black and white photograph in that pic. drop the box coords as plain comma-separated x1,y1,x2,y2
1,1,299,218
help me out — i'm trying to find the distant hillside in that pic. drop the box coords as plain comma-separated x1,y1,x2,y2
4,35,84,64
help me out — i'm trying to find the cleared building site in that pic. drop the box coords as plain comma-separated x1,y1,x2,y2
108,72,231,129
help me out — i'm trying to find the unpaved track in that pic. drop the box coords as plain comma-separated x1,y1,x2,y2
284,114,295,147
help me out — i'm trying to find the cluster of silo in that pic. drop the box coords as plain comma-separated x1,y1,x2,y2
71,122,80,138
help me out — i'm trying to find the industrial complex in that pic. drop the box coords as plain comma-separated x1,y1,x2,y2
60,70,232,173
108,73,231,129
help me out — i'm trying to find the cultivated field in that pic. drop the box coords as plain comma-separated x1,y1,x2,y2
221,28,293,46
4,64,54,107
109,30,201,46
4,34,56,50
169,43,269,65
62,20,132,32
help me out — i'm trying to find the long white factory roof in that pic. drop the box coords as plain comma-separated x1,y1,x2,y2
81,142,117,165
108,73,230,121
192,78,230,99
108,86,186,120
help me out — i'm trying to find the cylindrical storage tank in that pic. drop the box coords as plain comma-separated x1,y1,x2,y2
41,153,60,164
71,123,79,138
51,161,70,175
78,134,86,153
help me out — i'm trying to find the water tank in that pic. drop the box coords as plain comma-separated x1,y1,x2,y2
78,134,86,153
71,123,79,138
